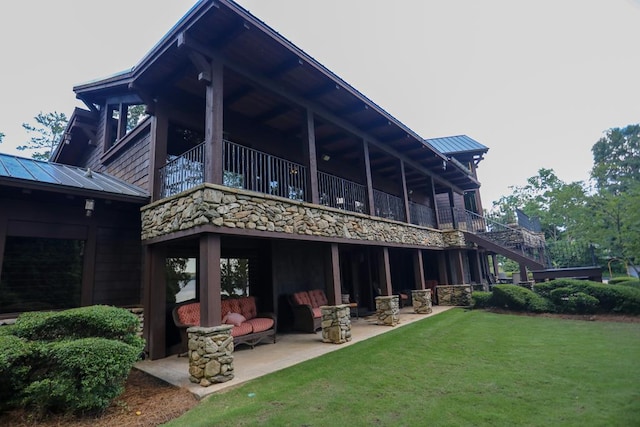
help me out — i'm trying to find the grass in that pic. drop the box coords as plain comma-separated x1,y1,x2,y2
165,309,640,426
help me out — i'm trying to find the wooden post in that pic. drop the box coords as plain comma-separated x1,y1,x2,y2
400,160,411,223
326,243,342,305
519,264,528,284
149,104,168,201
0,209,7,285
378,247,392,296
205,59,224,185
437,252,449,285
144,244,167,360
431,177,440,228
452,250,465,284
303,108,320,204
362,140,375,215
413,249,426,290
200,234,222,327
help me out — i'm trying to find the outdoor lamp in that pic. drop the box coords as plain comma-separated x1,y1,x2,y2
85,199,95,217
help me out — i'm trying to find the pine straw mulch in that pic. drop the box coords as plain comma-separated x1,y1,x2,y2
2,310,637,426
0,369,198,427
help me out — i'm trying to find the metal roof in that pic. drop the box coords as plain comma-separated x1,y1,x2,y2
425,135,488,155
0,153,149,202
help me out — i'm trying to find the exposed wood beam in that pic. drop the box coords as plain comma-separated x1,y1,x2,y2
225,84,254,106
305,82,339,100
335,102,368,117
175,33,472,193
360,117,391,131
266,57,304,79
253,104,291,122
211,19,250,50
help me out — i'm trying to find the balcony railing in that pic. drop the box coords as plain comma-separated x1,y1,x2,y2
224,140,307,201
159,142,205,197
318,171,368,214
409,202,436,228
373,190,405,221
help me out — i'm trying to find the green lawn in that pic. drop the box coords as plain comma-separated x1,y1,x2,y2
165,309,640,426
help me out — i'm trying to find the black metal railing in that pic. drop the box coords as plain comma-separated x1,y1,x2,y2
409,202,436,228
373,190,405,221
318,172,368,214
159,142,205,197
224,140,307,201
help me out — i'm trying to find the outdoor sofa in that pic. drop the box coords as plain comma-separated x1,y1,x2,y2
289,289,328,333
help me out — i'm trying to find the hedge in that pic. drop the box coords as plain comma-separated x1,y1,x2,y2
0,335,34,411
471,291,493,309
534,279,640,314
491,285,554,313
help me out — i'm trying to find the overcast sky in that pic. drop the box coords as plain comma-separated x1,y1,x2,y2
1,0,639,206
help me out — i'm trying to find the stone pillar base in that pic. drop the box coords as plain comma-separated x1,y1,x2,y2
411,289,433,314
321,305,351,344
187,325,234,387
436,285,472,306
375,295,399,326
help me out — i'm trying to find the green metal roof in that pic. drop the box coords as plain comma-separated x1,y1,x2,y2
425,135,488,155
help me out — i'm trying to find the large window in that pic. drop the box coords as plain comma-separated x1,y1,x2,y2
0,237,84,314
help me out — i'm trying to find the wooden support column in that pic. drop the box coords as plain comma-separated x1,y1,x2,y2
400,160,411,223
437,252,449,285
448,189,458,229
452,250,465,284
149,104,169,201
378,247,392,296
204,59,224,185
303,108,320,204
519,264,528,284
362,140,375,215
473,250,483,284
492,254,500,277
0,209,7,284
80,223,97,306
199,234,222,327
325,243,342,305
143,244,167,360
431,177,441,227
413,249,426,290
117,104,128,140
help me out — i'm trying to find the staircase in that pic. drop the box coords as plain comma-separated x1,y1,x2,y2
438,208,547,270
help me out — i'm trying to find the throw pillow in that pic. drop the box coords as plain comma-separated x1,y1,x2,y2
224,312,246,326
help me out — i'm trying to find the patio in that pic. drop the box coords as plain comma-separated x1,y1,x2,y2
136,305,453,399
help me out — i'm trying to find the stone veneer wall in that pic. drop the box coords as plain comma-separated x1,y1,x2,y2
375,295,400,326
187,325,234,386
141,184,465,249
411,289,433,314
436,285,472,306
321,305,351,344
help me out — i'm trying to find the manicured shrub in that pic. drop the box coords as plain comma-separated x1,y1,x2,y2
21,337,143,414
550,288,599,314
535,279,640,314
614,278,640,288
13,305,142,347
608,276,638,285
491,285,553,313
0,335,35,411
472,291,493,309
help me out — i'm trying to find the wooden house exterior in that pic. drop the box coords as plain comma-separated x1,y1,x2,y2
1,0,546,359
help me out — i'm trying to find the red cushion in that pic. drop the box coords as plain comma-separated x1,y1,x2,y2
239,296,257,320
308,290,328,307
246,317,274,333
177,303,200,326
230,322,253,337
312,307,323,318
293,291,312,306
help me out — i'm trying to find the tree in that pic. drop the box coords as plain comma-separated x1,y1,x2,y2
19,111,68,161
0,132,4,144
591,124,640,195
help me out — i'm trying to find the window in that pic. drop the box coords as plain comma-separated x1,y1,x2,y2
221,258,249,297
0,237,83,314
104,103,148,150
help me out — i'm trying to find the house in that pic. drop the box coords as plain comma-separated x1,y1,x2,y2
0,0,545,359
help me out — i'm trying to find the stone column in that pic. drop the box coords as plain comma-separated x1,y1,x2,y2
321,305,351,344
375,295,399,326
436,284,472,306
187,325,234,387
411,289,433,314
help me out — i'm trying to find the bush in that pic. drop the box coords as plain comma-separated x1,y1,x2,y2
613,278,640,288
1,306,145,416
608,276,638,285
549,288,599,314
21,337,143,414
472,291,493,309
13,305,142,347
534,279,640,314
492,285,553,313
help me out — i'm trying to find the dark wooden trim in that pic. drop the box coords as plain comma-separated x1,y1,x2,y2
144,244,167,360
100,117,152,165
431,176,440,227
452,250,465,284
474,250,483,284
117,104,128,140
81,223,97,306
326,243,342,305
362,140,375,215
0,208,7,284
7,220,87,240
199,234,222,327
413,249,426,290
303,108,320,204
400,160,411,223
204,58,224,185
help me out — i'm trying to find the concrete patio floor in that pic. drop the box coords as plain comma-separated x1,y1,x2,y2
136,305,453,399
